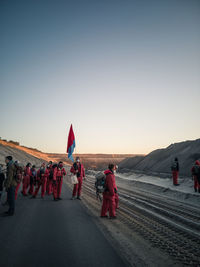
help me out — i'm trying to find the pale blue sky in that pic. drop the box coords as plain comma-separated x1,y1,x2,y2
0,0,200,154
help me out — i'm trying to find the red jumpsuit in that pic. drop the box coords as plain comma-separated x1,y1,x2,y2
191,161,200,192
22,166,31,196
101,170,116,218
53,166,66,199
171,161,179,185
70,163,85,198
172,171,179,185
33,168,48,198
47,165,53,195
28,168,36,195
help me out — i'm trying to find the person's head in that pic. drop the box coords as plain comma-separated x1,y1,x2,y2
108,164,115,172
5,156,12,164
58,161,63,168
76,157,80,163
32,165,36,169
41,162,45,168
26,162,31,168
52,163,57,169
108,164,118,174
48,161,52,165
195,160,200,166
14,160,19,166
174,157,178,162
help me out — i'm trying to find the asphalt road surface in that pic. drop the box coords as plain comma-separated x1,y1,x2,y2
0,184,129,267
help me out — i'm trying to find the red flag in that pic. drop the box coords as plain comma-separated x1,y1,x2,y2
67,124,75,161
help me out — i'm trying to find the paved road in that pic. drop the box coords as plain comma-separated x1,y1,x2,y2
0,184,129,267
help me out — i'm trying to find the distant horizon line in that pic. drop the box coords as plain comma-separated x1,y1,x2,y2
0,139,145,155
1,138,199,156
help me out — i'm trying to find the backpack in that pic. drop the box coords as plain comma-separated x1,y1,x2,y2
95,172,106,193
14,165,22,183
39,168,45,178
31,169,36,178
192,165,200,176
49,169,54,180
196,166,200,183
171,162,177,171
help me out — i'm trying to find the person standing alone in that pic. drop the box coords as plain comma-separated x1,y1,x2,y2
171,157,179,186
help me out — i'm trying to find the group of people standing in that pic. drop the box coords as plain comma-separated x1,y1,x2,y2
16,160,66,201
171,157,200,192
2,154,200,218
0,156,87,216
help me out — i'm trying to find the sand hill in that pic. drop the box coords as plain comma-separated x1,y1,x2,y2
119,139,200,177
0,140,136,169
0,140,52,167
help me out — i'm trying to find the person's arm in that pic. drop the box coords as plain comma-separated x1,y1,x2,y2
63,168,66,176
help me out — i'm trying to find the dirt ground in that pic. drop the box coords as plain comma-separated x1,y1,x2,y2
64,174,186,267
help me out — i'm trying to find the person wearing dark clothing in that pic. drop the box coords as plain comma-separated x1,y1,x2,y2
0,164,5,198
171,157,179,186
4,156,17,216
191,160,200,193
28,165,36,195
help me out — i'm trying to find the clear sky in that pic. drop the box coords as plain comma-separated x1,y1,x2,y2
0,0,200,154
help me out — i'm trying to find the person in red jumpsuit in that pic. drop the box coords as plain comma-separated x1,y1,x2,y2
52,164,58,200
47,162,55,195
28,165,36,195
70,157,85,200
171,157,179,186
101,164,117,219
53,161,66,200
46,161,52,194
191,160,200,193
22,163,31,196
14,161,23,200
32,163,47,199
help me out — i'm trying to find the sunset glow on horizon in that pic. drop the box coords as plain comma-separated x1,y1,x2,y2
1,0,199,154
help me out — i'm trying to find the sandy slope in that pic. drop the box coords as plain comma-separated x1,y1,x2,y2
0,140,138,169
119,139,200,177
0,140,54,166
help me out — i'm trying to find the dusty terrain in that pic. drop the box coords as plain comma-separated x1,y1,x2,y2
65,170,200,267
1,139,200,266
119,139,200,177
